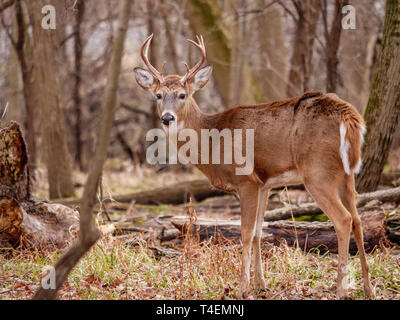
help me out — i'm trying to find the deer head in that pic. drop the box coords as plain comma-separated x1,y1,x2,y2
134,34,212,128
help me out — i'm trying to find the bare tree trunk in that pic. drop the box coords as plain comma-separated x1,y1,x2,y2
324,0,348,93
12,0,37,172
356,0,400,192
228,0,245,106
160,0,181,74
6,6,22,124
147,0,161,130
254,1,288,101
303,1,320,91
33,0,132,300
26,0,75,199
286,0,321,96
186,0,231,106
340,0,378,113
186,0,263,106
73,0,85,170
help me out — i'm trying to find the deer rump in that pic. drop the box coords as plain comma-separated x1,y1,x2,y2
294,92,365,174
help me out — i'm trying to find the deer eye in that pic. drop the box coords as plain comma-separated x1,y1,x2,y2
179,93,186,100
156,93,162,100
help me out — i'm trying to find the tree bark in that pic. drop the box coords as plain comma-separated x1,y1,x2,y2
356,0,400,192
0,0,15,12
228,0,246,106
160,0,181,75
33,0,132,299
0,198,80,250
13,0,37,172
254,1,288,101
186,0,264,106
0,122,29,201
26,0,75,199
171,210,390,254
6,5,23,124
325,0,348,93
186,0,231,106
339,0,377,113
147,0,162,130
0,122,79,250
73,0,85,170
286,0,321,96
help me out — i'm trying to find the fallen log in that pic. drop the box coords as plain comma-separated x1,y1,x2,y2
0,122,79,250
115,179,227,204
57,179,228,206
171,209,391,254
264,186,400,221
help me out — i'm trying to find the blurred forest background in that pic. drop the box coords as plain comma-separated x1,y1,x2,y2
0,0,400,300
0,0,399,200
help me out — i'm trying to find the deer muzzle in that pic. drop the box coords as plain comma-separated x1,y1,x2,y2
161,112,175,126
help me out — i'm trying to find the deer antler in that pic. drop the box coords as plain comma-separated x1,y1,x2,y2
180,35,206,85
140,34,165,84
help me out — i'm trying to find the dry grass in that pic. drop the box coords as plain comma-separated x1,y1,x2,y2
3,162,399,300
1,231,400,300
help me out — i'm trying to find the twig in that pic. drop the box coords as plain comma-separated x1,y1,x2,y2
276,0,298,23
0,288,25,295
1,102,9,120
284,186,299,249
119,101,150,117
0,0,15,13
98,175,111,222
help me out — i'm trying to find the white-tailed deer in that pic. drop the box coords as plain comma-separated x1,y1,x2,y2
134,34,373,299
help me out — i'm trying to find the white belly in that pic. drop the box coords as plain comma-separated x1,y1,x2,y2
263,170,303,189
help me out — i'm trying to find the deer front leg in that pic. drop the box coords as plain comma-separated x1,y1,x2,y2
238,182,260,299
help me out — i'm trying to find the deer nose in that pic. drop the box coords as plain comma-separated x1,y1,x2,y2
161,113,175,126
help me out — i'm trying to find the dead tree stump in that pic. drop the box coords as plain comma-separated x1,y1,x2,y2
0,122,30,201
0,122,79,250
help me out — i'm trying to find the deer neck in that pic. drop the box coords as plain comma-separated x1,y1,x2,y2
182,97,218,133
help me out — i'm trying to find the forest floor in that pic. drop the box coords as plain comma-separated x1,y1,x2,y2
1,233,400,300
1,160,400,300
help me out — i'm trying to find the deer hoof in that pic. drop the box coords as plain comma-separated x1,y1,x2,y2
254,278,266,291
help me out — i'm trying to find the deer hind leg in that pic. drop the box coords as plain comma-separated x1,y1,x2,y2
252,188,269,291
303,176,352,299
339,174,374,299
238,182,260,299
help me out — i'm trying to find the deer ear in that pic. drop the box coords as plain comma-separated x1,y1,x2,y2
134,67,156,90
191,66,212,91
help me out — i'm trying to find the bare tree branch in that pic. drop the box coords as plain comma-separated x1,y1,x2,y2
32,0,132,300
277,0,298,23
0,0,15,13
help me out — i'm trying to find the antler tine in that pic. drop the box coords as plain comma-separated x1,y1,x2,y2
140,34,164,83
197,35,205,51
160,61,166,75
180,35,207,84
183,62,190,73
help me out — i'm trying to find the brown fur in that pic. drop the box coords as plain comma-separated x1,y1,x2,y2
172,92,364,190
